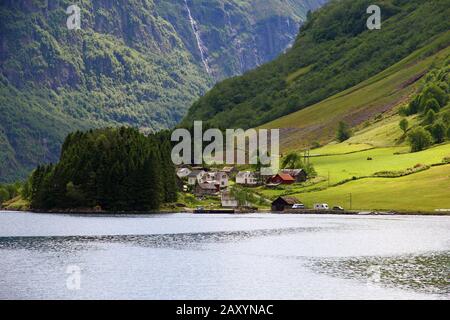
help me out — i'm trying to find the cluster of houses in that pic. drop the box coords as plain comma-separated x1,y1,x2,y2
176,166,308,208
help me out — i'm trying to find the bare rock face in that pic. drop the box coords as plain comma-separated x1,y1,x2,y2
165,0,327,81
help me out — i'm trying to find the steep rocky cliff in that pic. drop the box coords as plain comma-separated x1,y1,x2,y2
160,0,328,80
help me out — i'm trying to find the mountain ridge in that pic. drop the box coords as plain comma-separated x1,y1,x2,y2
182,0,450,130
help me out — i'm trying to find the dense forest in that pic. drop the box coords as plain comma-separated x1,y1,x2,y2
401,59,450,152
24,127,178,211
183,0,450,129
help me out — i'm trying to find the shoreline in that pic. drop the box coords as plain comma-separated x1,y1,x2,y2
1,208,450,216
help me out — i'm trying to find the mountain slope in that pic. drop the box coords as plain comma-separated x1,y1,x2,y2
0,0,325,182
255,52,450,213
263,33,450,150
183,0,450,129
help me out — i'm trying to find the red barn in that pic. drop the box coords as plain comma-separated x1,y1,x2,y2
268,173,295,185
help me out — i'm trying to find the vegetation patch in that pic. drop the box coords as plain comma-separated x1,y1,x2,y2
373,164,430,178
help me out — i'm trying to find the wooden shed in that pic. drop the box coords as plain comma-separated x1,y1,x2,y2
271,196,301,211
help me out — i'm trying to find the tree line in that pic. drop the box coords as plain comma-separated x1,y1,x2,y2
24,127,178,211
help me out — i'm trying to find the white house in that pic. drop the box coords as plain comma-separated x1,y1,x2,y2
187,170,206,185
199,171,229,188
236,171,258,186
214,171,229,188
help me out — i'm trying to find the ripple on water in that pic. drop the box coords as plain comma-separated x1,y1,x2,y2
309,252,450,296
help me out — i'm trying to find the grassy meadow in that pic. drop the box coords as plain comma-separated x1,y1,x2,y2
294,164,450,212
310,144,450,185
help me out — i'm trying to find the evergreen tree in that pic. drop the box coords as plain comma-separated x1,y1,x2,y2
336,121,352,142
429,121,447,143
408,127,433,152
28,127,178,211
423,99,441,114
424,109,436,125
399,118,409,134
0,188,10,204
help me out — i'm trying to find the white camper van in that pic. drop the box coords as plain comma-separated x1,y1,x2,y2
314,203,329,210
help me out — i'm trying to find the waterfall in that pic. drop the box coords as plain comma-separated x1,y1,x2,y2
184,0,211,75
224,7,245,72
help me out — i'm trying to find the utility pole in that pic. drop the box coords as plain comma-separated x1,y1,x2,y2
328,170,330,188
304,150,310,166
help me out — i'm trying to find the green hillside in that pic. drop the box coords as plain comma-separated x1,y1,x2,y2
263,34,450,150
0,0,324,182
183,0,450,129
253,57,450,212
254,48,450,213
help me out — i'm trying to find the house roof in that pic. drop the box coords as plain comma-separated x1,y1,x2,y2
237,171,256,178
177,168,192,178
281,169,305,177
197,183,218,190
275,173,295,181
274,196,300,205
188,170,204,178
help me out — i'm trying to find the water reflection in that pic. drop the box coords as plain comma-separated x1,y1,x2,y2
0,226,325,252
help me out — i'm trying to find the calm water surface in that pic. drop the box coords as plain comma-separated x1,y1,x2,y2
0,211,449,300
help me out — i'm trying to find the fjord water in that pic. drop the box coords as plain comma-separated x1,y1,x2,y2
0,211,448,300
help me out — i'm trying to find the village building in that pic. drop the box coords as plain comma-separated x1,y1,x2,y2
194,183,220,196
257,171,273,186
236,171,259,186
271,196,301,211
187,170,206,185
176,167,192,179
267,173,295,185
199,171,229,188
221,166,237,177
221,191,238,208
214,171,229,188
280,169,308,183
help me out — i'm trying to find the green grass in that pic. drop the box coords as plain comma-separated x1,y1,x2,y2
311,143,374,155
293,164,450,212
286,65,312,84
256,141,450,208
311,143,450,185
2,196,30,211
177,192,221,209
344,114,418,147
